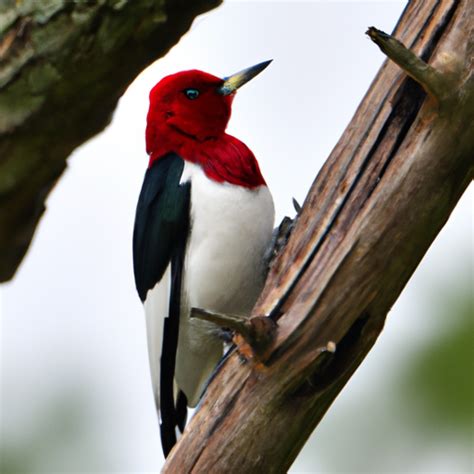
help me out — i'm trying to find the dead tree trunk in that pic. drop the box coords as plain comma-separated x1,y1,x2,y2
164,1,473,472
0,0,220,281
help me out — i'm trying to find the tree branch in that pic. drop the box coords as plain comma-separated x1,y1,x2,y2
0,0,221,282
163,0,473,471
366,26,449,102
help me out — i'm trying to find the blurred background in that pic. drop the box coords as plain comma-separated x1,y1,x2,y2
1,1,472,472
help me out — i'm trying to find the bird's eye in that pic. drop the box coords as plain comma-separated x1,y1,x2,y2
184,88,200,100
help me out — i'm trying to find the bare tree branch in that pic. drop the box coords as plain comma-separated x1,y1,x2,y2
163,0,473,471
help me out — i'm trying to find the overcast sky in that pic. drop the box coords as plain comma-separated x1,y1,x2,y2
1,1,472,472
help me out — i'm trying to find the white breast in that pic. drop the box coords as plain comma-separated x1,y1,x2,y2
175,161,275,405
182,162,275,313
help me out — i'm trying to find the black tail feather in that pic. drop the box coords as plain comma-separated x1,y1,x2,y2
159,318,178,457
176,390,188,432
159,236,188,457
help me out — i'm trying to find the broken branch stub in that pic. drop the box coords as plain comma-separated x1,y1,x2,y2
191,307,277,357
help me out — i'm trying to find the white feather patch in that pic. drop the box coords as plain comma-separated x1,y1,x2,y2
176,162,274,405
144,161,275,409
144,265,170,412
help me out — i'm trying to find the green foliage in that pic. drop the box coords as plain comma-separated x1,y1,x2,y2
400,284,474,435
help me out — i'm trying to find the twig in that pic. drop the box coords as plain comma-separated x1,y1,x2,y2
191,307,277,355
292,197,302,214
366,27,448,102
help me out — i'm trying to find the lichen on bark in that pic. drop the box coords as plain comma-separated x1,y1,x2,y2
0,0,221,281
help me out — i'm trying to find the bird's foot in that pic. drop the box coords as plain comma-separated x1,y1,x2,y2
216,327,234,344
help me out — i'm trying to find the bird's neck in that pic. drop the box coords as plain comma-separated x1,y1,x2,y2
148,129,266,189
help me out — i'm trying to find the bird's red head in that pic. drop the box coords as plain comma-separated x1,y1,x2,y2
146,70,234,155
145,61,272,187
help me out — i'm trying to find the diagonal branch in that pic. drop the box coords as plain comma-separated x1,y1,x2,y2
163,0,473,471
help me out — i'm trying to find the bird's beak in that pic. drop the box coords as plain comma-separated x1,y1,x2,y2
218,60,272,96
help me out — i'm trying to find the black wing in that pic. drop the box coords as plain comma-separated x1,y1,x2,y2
132,153,190,457
133,153,190,301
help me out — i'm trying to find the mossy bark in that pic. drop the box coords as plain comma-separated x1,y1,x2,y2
0,0,221,281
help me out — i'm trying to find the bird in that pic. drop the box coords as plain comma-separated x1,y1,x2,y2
132,60,275,457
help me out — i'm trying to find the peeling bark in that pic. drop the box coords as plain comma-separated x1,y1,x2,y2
0,0,221,281
163,1,473,471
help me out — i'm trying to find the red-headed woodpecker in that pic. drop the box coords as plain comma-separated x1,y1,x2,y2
133,61,274,457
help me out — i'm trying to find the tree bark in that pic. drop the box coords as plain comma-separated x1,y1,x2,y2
0,0,220,282
164,1,473,472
